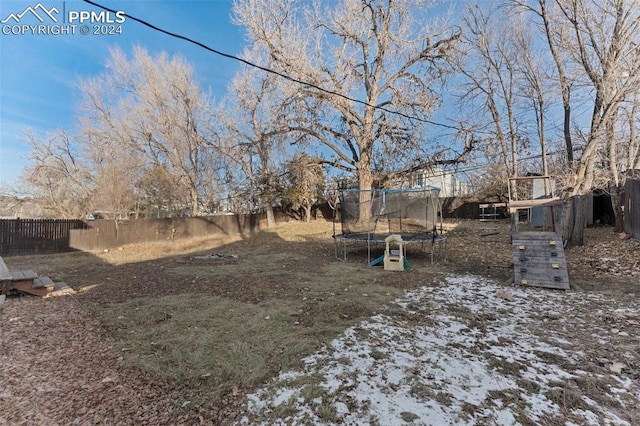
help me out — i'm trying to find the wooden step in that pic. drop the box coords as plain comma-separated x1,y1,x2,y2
33,276,55,289
11,270,39,281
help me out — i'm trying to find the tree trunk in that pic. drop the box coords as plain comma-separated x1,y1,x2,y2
357,164,374,231
563,103,573,164
304,204,311,223
566,195,587,247
562,195,588,247
265,202,276,228
611,187,624,233
561,197,574,243
190,186,199,217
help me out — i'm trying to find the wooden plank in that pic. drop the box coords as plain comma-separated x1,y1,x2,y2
512,247,565,260
516,278,570,289
0,257,11,281
508,198,562,209
509,175,553,182
512,237,561,245
53,281,72,292
513,231,560,240
514,258,566,267
512,242,563,252
10,281,51,297
33,276,55,289
11,270,38,281
48,281,77,297
513,242,564,254
513,242,564,252
515,271,569,282
515,264,568,276
0,256,12,296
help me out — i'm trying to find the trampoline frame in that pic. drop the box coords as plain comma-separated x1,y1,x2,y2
333,232,447,264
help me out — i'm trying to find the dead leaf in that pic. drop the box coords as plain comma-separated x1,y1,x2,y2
610,362,626,374
495,289,515,302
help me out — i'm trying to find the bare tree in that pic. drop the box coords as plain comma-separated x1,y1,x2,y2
626,91,640,170
468,0,640,244
218,49,299,227
22,130,92,218
90,154,140,221
512,0,577,165
78,114,142,220
456,5,526,198
233,0,461,220
285,153,326,222
79,46,217,216
551,0,640,242
514,22,551,178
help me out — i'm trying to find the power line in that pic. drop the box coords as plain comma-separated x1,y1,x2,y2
445,149,568,178
82,0,461,131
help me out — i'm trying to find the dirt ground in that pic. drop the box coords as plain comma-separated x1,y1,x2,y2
1,220,638,424
441,219,640,297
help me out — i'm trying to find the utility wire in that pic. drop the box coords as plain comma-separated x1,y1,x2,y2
415,149,568,179
82,0,461,130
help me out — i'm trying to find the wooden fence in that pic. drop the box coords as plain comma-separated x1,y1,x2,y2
69,214,263,252
0,215,263,256
624,176,640,239
0,218,88,256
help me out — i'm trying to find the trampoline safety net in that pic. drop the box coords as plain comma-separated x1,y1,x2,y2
337,187,440,236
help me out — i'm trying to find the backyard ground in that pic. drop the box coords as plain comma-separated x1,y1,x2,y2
1,219,638,425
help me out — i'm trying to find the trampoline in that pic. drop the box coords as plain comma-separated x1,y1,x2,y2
333,187,447,264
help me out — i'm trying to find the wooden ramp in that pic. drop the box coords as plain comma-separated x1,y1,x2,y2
512,232,570,290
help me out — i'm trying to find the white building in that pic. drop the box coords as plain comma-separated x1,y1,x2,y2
411,168,470,197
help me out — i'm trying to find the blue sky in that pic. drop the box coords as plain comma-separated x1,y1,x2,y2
0,0,246,190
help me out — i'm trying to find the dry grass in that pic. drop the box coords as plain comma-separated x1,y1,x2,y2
3,219,639,423
97,234,246,265
25,221,433,413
